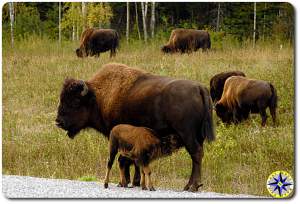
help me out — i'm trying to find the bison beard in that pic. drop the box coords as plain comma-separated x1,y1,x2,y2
56,63,215,192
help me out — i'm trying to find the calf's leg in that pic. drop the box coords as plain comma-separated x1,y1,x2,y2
104,142,118,188
143,165,155,191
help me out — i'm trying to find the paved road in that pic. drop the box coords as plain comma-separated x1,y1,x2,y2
2,175,266,199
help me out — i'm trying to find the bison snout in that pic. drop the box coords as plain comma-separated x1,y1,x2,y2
55,118,65,128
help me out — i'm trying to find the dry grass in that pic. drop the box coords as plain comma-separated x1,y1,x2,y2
2,37,294,196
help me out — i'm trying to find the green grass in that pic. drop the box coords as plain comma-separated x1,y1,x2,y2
2,37,294,196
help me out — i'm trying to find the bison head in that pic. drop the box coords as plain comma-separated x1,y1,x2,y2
161,45,173,53
56,78,92,139
76,48,84,58
215,103,233,124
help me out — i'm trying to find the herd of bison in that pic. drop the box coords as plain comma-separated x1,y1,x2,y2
55,28,278,192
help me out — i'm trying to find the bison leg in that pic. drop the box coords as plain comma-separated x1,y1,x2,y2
140,168,147,190
110,49,116,58
104,145,118,188
259,109,268,126
117,156,130,185
143,165,155,191
269,106,277,125
178,131,204,192
133,163,141,187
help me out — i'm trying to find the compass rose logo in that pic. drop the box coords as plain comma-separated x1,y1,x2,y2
267,171,294,198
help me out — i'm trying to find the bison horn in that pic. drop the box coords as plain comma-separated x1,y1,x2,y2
80,80,88,96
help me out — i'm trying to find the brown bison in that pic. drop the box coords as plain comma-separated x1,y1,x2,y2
104,124,183,191
76,28,119,58
161,29,211,53
215,76,277,126
56,63,215,192
210,71,246,103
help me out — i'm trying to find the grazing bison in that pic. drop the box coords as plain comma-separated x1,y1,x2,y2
210,71,246,103
76,28,119,58
104,124,183,191
56,63,215,192
215,76,277,126
161,29,211,53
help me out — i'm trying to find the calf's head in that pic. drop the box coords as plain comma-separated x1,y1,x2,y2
161,45,173,53
75,48,84,58
56,78,92,139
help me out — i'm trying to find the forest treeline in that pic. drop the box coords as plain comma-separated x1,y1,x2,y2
2,2,294,45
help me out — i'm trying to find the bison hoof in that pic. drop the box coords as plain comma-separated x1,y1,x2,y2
104,183,108,188
117,182,128,188
187,183,203,192
142,186,148,190
149,187,156,191
133,181,141,187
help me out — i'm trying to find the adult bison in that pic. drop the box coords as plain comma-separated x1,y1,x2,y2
210,71,246,103
215,76,277,126
76,28,119,58
161,29,211,53
56,63,215,192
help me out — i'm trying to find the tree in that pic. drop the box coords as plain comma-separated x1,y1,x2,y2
135,2,141,40
126,2,130,42
141,2,148,42
253,2,256,48
86,3,113,28
58,2,61,44
9,2,14,48
150,2,155,38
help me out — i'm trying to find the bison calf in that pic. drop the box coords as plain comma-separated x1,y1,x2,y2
215,76,277,126
104,124,183,191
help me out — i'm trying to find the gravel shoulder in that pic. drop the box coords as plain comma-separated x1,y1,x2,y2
2,175,267,199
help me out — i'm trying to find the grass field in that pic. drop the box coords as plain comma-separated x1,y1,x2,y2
2,37,294,196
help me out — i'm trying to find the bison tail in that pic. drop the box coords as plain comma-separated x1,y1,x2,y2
269,83,278,122
207,32,211,49
200,87,216,142
115,31,120,49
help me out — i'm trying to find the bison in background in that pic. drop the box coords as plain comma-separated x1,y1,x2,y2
210,71,246,103
76,28,119,58
215,76,277,126
56,63,215,192
161,29,211,54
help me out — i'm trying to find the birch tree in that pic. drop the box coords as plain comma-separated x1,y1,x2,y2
126,2,130,42
59,2,61,44
253,2,256,48
9,2,14,48
150,2,155,38
216,3,220,32
141,2,148,42
135,2,141,40
82,2,86,30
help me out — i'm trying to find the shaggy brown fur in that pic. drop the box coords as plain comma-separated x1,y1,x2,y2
215,76,277,126
76,28,119,58
210,71,246,103
104,124,183,191
161,29,211,53
56,63,215,192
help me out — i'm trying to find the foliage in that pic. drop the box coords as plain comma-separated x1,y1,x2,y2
86,3,113,28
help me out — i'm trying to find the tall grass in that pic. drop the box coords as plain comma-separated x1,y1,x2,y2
2,37,294,196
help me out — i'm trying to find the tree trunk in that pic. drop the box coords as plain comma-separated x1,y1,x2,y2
253,2,256,48
82,2,86,30
150,2,155,38
141,2,148,42
135,2,141,40
59,2,61,44
126,2,130,42
9,2,14,48
216,3,220,32
262,3,266,42
72,3,75,41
